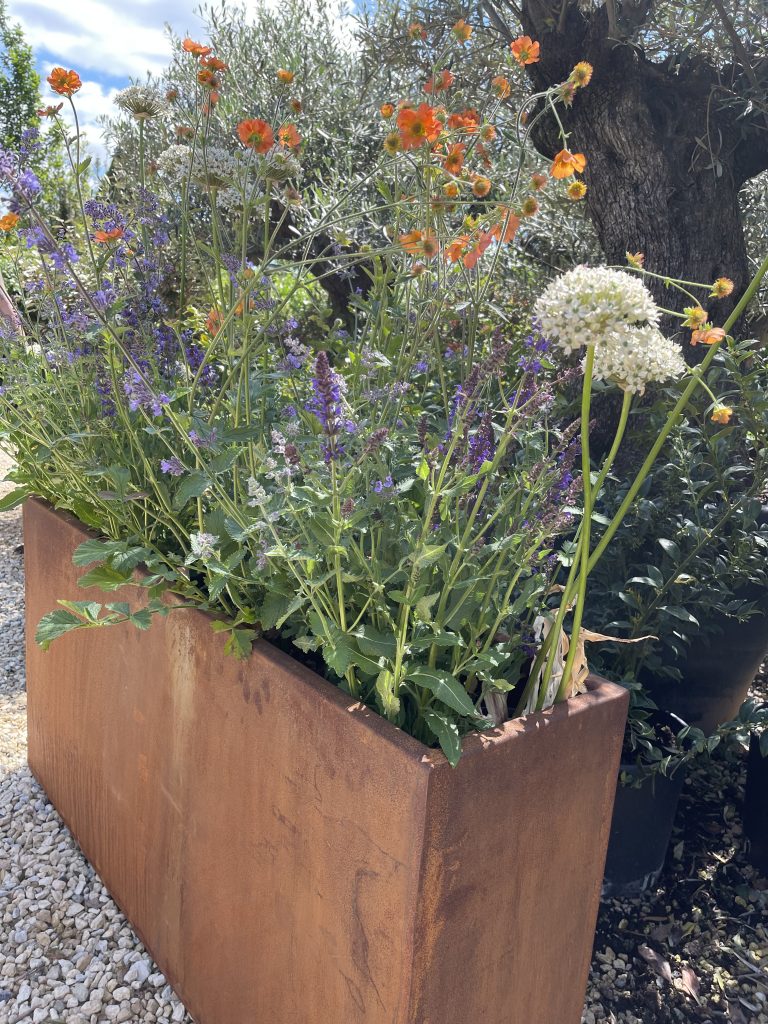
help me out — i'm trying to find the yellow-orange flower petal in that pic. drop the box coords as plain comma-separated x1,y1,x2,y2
511,36,540,66
551,149,586,178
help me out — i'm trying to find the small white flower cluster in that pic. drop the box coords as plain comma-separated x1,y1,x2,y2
114,85,168,121
590,325,686,395
189,531,218,561
156,144,192,182
535,266,660,354
156,145,238,189
247,477,268,507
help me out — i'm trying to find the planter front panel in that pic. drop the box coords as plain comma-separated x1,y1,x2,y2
24,500,429,1024
24,500,629,1024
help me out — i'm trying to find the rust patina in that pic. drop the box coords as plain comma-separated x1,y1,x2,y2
24,498,628,1024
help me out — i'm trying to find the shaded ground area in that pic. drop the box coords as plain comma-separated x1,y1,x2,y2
586,680,768,1023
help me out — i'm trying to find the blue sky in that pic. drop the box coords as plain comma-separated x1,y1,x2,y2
7,1,293,157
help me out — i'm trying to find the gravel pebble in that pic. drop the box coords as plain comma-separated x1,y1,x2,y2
0,454,192,1024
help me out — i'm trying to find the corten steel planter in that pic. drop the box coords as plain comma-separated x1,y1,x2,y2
24,498,629,1024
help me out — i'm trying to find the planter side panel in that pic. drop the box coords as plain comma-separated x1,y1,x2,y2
409,683,629,1024
24,500,429,1024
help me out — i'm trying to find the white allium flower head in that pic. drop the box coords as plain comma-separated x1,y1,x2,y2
115,85,168,121
191,147,238,189
156,144,192,182
534,266,660,354
590,325,686,395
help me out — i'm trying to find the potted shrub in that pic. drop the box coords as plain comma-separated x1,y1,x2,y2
586,341,768,733
1,25,766,1024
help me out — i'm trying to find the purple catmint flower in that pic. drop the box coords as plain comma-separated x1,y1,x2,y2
160,457,184,476
123,370,169,417
13,169,41,203
372,475,394,494
189,428,217,449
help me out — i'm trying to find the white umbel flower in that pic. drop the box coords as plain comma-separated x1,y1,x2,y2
534,266,660,353
156,144,192,181
590,325,686,395
115,85,168,121
156,145,238,189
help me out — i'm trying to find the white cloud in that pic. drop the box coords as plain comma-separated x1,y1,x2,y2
11,0,358,159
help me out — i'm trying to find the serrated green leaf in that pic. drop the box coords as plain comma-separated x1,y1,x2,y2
375,669,400,718
72,538,126,566
77,564,134,591
35,610,89,650
173,472,211,510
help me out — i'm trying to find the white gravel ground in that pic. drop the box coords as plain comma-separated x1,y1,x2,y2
0,458,193,1024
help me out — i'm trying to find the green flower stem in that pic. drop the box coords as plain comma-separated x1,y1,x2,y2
551,346,594,704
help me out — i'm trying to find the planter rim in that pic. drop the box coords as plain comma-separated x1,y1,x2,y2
27,497,626,769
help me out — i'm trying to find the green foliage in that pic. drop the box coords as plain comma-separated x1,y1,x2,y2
0,1,39,151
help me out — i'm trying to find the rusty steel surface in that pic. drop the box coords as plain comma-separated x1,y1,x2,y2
24,499,629,1024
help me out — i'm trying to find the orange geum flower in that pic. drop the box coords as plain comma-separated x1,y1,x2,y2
447,108,479,133
452,19,472,43
491,75,511,99
278,123,301,148
206,308,224,336
93,227,125,244
380,103,395,118
397,103,442,150
445,234,470,263
383,132,401,155
277,68,295,84
37,103,63,118
443,180,461,199
691,326,726,346
511,36,540,66
165,88,179,102
408,22,426,41
399,230,424,255
682,305,708,329
567,180,587,200
710,404,733,424
626,251,645,268
182,38,212,57
464,231,494,269
424,70,454,94
290,98,302,113
570,62,593,88
490,207,520,244
551,149,586,178
201,56,228,71
531,172,548,191
480,124,497,142
520,196,539,217
197,68,221,89
237,118,275,153
472,176,492,198
710,277,734,298
47,68,81,96
443,143,465,175
0,212,19,231
175,124,195,139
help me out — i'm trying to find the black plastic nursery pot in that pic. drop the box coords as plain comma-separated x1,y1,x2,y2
602,713,687,898
644,586,768,734
744,733,768,875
